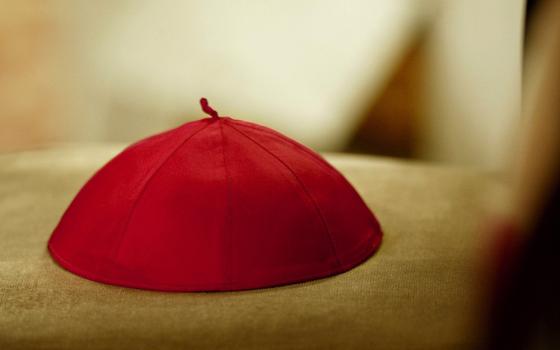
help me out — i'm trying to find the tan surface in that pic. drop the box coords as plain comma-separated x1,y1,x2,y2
0,145,495,349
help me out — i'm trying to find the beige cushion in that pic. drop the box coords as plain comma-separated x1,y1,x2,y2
0,145,495,349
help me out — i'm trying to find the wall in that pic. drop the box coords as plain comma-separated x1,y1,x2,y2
418,0,525,168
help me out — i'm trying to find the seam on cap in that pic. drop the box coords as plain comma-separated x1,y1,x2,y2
111,121,213,264
234,120,382,241
225,121,342,268
234,121,349,182
219,121,234,285
231,120,331,169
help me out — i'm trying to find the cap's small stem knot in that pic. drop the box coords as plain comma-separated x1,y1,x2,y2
200,98,219,119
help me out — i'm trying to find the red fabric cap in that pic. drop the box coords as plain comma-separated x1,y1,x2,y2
48,99,382,291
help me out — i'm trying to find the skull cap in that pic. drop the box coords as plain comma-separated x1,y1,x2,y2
48,98,382,291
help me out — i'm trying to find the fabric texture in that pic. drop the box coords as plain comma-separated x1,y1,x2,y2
0,145,498,349
48,115,381,291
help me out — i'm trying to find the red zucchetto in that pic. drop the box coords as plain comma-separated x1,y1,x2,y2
48,98,382,291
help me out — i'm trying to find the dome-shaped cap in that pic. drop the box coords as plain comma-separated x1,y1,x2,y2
48,99,382,291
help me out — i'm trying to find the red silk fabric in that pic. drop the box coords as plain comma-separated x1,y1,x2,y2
48,112,382,291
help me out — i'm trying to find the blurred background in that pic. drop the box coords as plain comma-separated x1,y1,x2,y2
0,0,524,169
